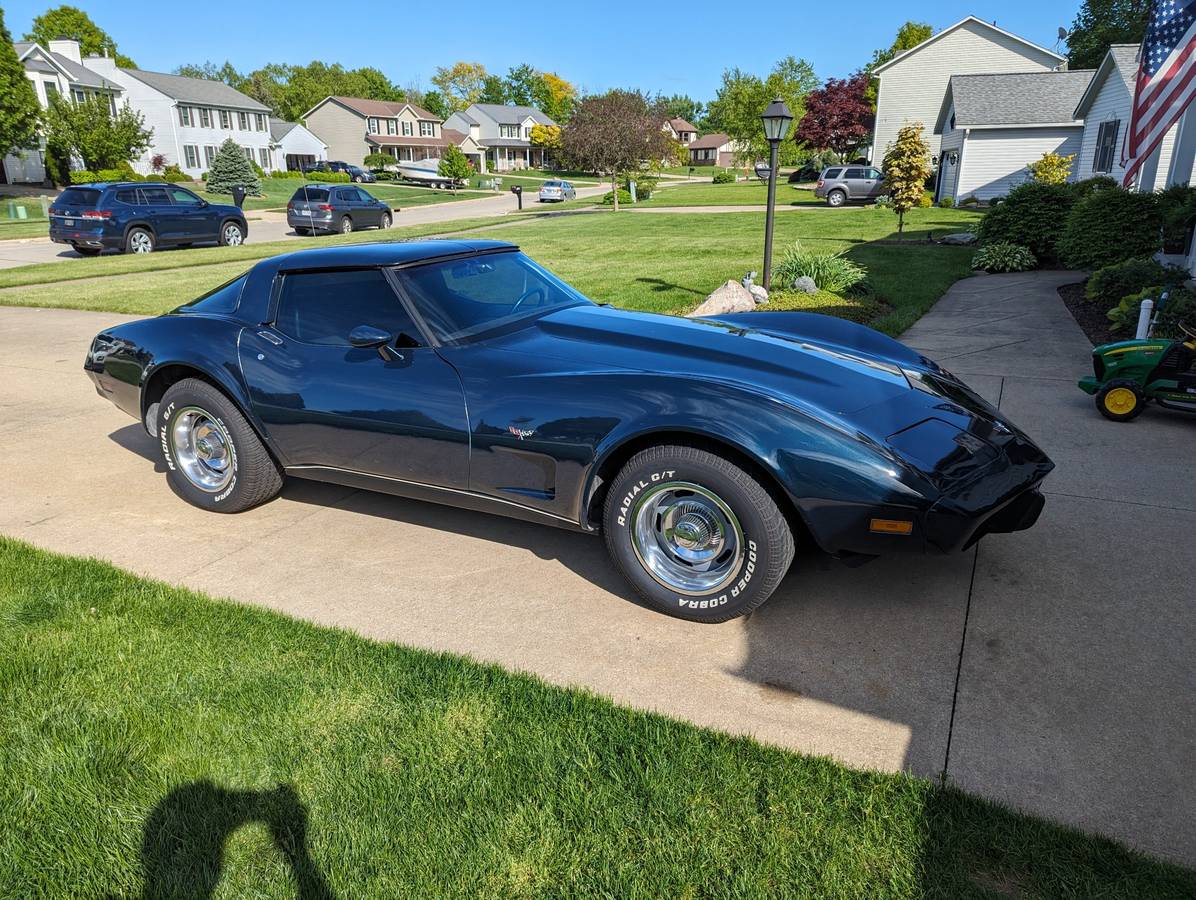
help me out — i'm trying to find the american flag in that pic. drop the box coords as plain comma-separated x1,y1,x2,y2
1123,0,1196,185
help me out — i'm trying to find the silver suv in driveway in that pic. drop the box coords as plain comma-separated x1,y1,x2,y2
813,165,885,206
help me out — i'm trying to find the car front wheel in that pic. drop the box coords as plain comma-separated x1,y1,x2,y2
158,378,282,513
380,212,392,228
603,444,795,622
827,189,846,207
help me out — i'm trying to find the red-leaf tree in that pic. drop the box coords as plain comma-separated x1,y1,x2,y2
794,74,874,159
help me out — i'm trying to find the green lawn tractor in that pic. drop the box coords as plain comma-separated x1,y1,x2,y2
1078,321,1196,421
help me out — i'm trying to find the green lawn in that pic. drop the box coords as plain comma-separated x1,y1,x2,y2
0,207,981,333
0,194,51,239
0,537,1190,898
642,181,823,207
659,165,745,178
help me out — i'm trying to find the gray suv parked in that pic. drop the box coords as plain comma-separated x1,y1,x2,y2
813,165,885,206
287,184,393,235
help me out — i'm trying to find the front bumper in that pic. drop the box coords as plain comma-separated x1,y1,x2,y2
1078,375,1100,395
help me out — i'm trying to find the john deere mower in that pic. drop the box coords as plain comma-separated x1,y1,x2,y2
1078,322,1196,421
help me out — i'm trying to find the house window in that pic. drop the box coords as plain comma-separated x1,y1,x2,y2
386,119,397,135
178,106,192,126
184,145,199,168
238,111,249,130
199,108,211,128
419,121,434,137
259,147,271,169
1094,119,1120,174
255,114,266,131
44,81,58,101
368,117,379,134
243,146,253,161
204,145,217,166
402,121,412,136
499,124,519,138
220,109,231,129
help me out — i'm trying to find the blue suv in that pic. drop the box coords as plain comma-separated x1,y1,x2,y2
49,182,248,255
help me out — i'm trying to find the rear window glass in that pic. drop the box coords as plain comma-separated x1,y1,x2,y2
291,187,329,202
543,181,562,187
57,188,102,206
175,274,246,316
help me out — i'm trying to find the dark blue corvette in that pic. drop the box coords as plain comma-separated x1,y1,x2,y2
85,240,1053,622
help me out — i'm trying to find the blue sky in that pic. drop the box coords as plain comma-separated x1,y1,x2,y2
4,1,1079,101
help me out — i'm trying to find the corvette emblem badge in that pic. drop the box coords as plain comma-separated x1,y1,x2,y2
508,424,535,440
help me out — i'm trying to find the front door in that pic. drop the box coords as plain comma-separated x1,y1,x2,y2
166,185,219,241
238,267,470,488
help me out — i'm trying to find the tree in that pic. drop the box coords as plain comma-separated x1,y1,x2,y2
1067,0,1150,69
42,94,150,171
795,74,873,159
420,90,451,120
437,145,473,192
881,122,931,236
173,61,243,85
660,94,704,126
529,123,562,151
363,152,393,169
205,138,260,195
24,6,135,68
560,90,671,211
0,8,41,163
479,73,507,105
225,62,403,122
504,64,540,106
432,62,488,111
861,21,933,107
1028,151,1075,184
534,72,577,123
703,57,818,165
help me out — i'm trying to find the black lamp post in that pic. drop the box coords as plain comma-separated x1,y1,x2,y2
760,96,793,290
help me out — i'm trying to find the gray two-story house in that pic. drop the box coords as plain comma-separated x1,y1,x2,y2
444,103,557,172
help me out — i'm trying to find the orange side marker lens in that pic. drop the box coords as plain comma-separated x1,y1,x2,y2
870,518,914,535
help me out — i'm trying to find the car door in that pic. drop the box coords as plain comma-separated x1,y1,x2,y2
864,167,885,199
137,185,178,243
237,267,470,488
167,186,219,242
353,188,382,227
841,167,869,200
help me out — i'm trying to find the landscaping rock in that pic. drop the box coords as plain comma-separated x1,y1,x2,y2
941,232,978,245
791,275,818,294
748,284,769,305
688,280,757,317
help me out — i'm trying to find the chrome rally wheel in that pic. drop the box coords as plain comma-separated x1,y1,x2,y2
170,406,233,492
631,482,744,595
604,445,795,623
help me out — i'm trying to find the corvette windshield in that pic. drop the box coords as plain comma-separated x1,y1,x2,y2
398,251,591,342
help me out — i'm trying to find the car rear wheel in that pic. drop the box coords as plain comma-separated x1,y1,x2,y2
220,221,245,246
827,189,846,207
380,212,392,229
1096,379,1145,421
158,378,282,513
603,445,795,623
126,227,154,253
340,216,353,234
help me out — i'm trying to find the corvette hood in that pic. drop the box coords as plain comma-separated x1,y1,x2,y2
522,305,921,417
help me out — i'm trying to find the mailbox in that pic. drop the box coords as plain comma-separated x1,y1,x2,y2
510,183,523,210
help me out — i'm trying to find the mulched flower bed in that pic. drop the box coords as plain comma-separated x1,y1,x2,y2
1057,279,1115,346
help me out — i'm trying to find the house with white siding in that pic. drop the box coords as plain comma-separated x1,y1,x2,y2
80,56,276,177
871,16,1066,163
269,119,327,172
444,104,557,172
933,69,1093,203
3,39,123,184
1072,44,1196,190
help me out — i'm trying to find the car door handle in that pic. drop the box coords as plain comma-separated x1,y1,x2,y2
257,331,283,345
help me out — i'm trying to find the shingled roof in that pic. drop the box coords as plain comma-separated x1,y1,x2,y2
122,68,270,111
936,70,1094,132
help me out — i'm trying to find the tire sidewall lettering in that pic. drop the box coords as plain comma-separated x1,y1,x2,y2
615,469,676,527
160,399,239,503
676,539,758,609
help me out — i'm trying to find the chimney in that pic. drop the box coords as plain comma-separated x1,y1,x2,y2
47,38,82,65
84,54,119,77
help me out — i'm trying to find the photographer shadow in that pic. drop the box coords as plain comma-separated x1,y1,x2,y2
140,781,335,900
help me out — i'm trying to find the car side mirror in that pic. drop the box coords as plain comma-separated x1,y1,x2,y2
349,324,391,348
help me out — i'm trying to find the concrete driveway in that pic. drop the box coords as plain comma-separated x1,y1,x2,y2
0,271,1192,867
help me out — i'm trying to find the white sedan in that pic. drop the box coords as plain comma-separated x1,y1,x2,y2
538,180,577,202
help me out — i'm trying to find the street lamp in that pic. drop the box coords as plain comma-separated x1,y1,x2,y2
760,97,793,291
